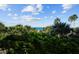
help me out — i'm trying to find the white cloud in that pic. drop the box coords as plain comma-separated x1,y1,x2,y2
20,15,42,22
14,14,18,16
44,16,53,19
36,4,42,12
52,10,56,14
8,13,12,16
62,4,73,10
7,13,19,20
7,8,11,11
12,16,18,20
22,5,34,12
0,4,8,11
21,4,43,15
62,10,67,14
62,4,73,14
8,13,18,17
12,14,19,20
32,12,40,15
21,15,33,21
7,12,41,22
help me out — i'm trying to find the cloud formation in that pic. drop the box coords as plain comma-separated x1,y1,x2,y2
22,5,34,12
62,4,73,14
52,10,56,14
0,4,8,11
62,4,73,10
20,4,43,22
7,8,12,11
21,4,43,15
21,15,42,22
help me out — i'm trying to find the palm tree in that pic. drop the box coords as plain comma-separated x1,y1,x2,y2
53,18,71,37
53,22,70,36
54,17,61,25
68,14,78,27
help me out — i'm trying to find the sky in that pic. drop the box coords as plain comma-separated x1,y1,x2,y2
0,4,79,27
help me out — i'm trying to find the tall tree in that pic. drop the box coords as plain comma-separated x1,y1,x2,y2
0,23,6,32
54,17,61,25
68,14,78,27
53,18,71,37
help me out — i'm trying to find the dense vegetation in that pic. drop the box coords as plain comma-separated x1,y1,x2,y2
0,14,79,54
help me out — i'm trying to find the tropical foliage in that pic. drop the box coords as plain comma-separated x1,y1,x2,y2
0,14,79,54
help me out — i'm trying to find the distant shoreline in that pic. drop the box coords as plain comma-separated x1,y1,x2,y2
33,27,44,30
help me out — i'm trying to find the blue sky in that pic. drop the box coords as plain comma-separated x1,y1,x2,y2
0,4,79,27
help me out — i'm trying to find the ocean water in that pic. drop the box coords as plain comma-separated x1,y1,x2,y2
33,27,44,30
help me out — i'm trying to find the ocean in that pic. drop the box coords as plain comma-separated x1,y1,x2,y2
33,27,44,30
